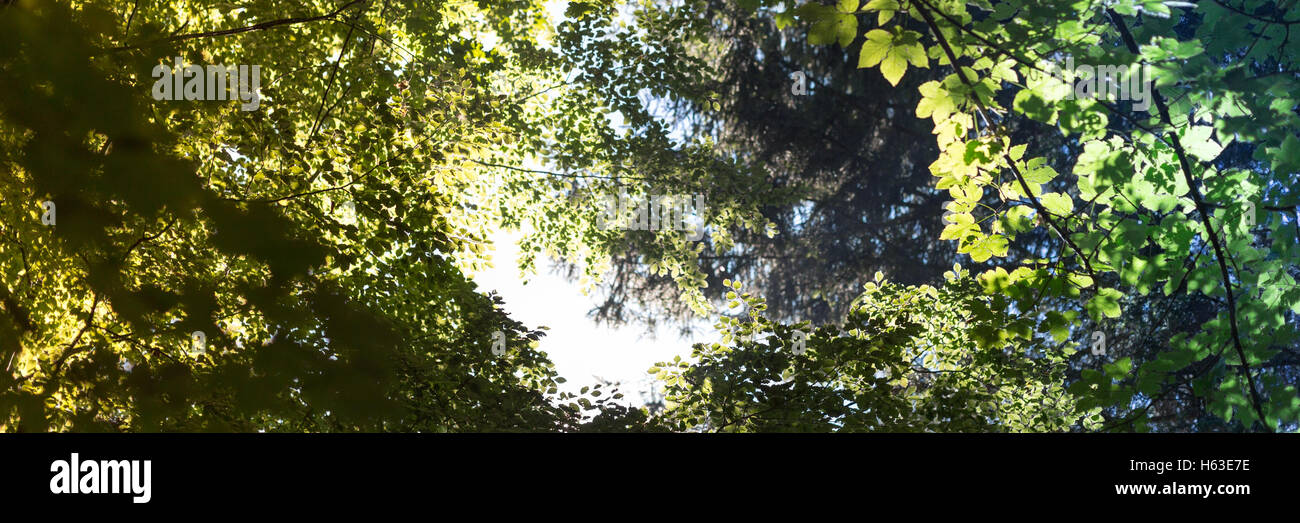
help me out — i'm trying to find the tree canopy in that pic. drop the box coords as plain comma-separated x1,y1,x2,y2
1,0,1298,432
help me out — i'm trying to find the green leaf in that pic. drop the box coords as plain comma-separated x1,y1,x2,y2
916,81,956,122
1013,89,1057,124
1022,162,1057,184
1180,125,1223,162
858,28,925,85
1087,288,1124,321
1268,134,1300,175
859,29,892,69
1039,193,1074,216
966,234,1009,262
880,53,908,86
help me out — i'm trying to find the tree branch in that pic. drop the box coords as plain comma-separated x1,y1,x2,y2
913,0,1096,278
110,0,368,51
1106,8,1271,431
467,159,645,182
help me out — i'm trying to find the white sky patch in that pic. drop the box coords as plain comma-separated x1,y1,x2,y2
545,0,569,25
463,0,715,409
470,228,702,404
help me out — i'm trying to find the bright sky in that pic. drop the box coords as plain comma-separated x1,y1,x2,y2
460,0,708,407
468,229,704,406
